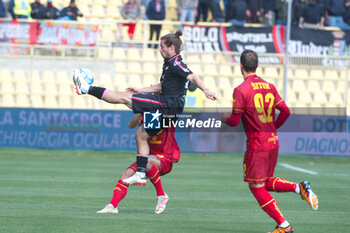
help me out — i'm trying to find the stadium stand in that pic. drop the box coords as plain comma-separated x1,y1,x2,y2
16,93,31,107
307,80,321,94
1,46,348,115
218,64,233,78
292,79,306,94
143,74,157,86
294,68,309,80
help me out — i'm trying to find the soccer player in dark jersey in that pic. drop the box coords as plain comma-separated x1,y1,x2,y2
221,50,319,233
73,30,217,185
97,114,180,214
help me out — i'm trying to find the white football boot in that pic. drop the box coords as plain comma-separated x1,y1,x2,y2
155,193,169,214
96,204,119,214
73,69,90,95
122,172,147,186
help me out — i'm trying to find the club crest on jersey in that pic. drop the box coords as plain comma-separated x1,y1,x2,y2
144,110,162,129
174,60,189,72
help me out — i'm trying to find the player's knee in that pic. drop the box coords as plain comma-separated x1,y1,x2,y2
136,129,148,141
146,162,153,171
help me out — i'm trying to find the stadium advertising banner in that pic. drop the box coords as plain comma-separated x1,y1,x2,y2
0,20,98,46
0,108,137,150
184,25,350,64
278,114,350,156
0,108,348,156
37,21,98,46
183,24,225,53
0,20,38,44
0,108,244,153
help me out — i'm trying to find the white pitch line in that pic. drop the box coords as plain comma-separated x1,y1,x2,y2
279,163,318,175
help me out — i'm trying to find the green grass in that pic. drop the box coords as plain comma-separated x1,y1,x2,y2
0,149,349,233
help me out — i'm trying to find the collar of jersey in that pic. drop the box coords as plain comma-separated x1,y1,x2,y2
245,73,257,79
166,54,181,62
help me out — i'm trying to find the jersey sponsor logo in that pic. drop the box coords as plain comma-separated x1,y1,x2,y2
155,154,165,158
144,110,162,129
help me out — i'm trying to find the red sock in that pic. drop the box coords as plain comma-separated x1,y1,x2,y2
110,180,129,208
249,186,285,225
265,177,296,192
146,165,165,196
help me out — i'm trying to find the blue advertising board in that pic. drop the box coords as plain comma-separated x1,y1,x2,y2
1,108,349,156
0,108,137,150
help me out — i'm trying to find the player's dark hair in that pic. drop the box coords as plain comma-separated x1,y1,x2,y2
240,50,258,73
160,30,183,54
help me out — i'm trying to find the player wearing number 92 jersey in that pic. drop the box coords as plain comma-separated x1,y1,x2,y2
231,73,284,152
222,50,320,233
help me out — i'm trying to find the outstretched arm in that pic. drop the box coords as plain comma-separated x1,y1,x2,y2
187,74,217,101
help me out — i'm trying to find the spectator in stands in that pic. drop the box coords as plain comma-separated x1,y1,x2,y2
225,0,247,27
146,0,165,48
0,0,6,18
262,0,275,26
223,0,229,16
342,0,350,29
299,0,325,30
246,0,262,23
58,0,83,21
143,0,169,9
274,0,288,25
325,0,350,30
44,0,59,19
8,0,32,20
30,0,46,19
292,0,306,26
195,0,210,23
177,0,198,27
119,0,142,40
208,0,224,22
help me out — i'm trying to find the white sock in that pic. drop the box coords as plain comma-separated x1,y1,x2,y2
295,184,300,194
279,220,290,228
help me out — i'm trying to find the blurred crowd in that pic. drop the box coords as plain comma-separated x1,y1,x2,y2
1,0,350,31
0,0,82,20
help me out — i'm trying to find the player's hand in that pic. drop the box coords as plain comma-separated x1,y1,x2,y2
221,112,230,123
204,89,217,101
126,87,141,94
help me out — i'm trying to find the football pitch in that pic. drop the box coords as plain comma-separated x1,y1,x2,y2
0,149,349,233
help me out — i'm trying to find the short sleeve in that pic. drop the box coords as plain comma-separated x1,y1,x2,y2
172,60,193,79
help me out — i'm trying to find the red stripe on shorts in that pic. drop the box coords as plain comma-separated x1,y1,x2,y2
132,97,163,105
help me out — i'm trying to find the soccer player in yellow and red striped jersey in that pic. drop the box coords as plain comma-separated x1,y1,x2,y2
97,114,180,215
222,50,319,233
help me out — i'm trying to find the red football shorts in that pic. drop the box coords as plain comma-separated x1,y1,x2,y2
127,154,173,176
154,154,173,175
243,147,279,184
